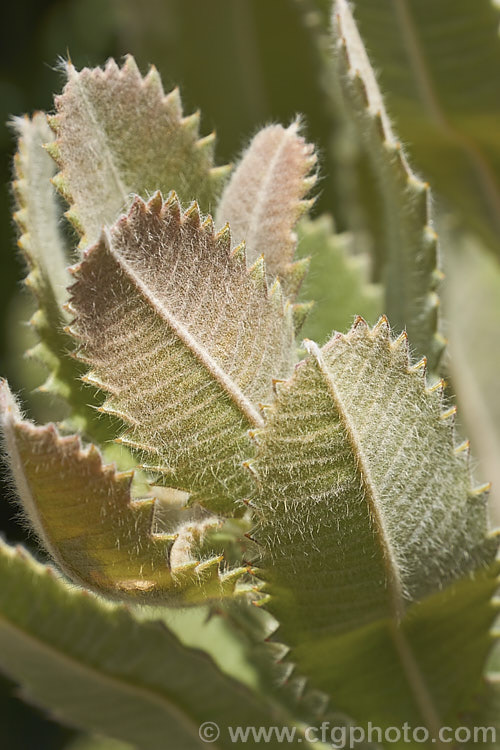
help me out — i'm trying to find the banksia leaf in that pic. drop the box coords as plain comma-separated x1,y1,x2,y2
303,566,498,740
296,215,382,343
68,193,296,514
0,380,244,604
50,56,229,247
331,0,445,371
12,114,69,313
445,235,500,525
252,319,498,736
11,114,107,438
0,540,294,749
345,0,500,259
215,122,317,296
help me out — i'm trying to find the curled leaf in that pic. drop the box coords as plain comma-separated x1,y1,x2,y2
0,380,244,604
68,193,296,513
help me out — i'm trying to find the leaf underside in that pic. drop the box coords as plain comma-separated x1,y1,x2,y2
49,56,229,247
0,380,245,604
67,193,296,515
252,319,498,740
332,0,444,371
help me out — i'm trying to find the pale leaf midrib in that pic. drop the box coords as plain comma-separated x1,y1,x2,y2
307,339,405,619
390,0,500,234
103,230,264,429
0,610,217,750
306,340,445,738
245,127,292,256
389,622,444,744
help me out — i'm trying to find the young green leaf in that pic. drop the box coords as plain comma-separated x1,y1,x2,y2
0,380,244,604
0,540,305,750
49,56,229,247
215,122,316,296
331,0,445,371
296,215,382,343
68,192,296,514
251,318,498,738
345,0,500,258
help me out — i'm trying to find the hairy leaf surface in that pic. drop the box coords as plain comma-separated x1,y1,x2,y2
11,114,108,439
49,56,229,246
0,540,302,750
252,319,498,740
68,193,295,513
215,122,316,295
348,0,500,258
0,380,244,603
331,0,444,370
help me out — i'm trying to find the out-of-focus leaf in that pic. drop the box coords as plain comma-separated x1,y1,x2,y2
0,539,300,750
64,736,133,750
331,0,445,371
444,234,500,525
296,215,382,342
348,0,500,257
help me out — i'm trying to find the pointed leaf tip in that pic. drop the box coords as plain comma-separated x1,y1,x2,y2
252,317,498,731
215,122,317,296
50,57,228,247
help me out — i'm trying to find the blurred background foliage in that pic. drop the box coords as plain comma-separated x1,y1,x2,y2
1,1,500,748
